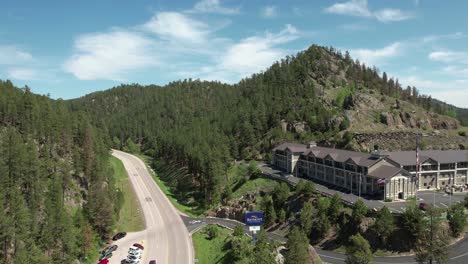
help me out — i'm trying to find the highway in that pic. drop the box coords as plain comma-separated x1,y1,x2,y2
109,150,194,264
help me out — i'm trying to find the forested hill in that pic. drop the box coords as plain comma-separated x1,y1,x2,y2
0,80,119,263
69,44,466,207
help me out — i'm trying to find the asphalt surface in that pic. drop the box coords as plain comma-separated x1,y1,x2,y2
108,150,194,264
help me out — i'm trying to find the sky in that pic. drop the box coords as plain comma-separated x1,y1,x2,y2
1,0,467,108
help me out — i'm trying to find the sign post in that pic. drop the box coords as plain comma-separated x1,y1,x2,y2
245,211,264,243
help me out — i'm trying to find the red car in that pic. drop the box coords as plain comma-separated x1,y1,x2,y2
133,243,144,250
419,202,431,211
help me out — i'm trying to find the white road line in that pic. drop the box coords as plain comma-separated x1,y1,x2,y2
441,203,448,208
318,254,345,260
451,251,468,260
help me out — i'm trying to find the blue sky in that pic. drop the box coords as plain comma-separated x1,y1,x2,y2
1,0,467,107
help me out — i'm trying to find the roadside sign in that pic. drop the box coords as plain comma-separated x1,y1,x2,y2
245,211,264,226
249,226,261,232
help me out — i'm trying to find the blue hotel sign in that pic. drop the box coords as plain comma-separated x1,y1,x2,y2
245,212,264,226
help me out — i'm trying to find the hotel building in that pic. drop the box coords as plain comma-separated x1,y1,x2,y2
271,142,468,200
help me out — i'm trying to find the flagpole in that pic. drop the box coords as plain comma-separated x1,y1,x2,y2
415,134,420,201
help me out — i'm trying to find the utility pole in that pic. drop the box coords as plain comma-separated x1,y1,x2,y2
359,174,361,198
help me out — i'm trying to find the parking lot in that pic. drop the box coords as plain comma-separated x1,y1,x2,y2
383,190,466,213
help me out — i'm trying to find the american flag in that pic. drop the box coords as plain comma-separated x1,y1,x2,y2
377,178,386,185
415,135,420,185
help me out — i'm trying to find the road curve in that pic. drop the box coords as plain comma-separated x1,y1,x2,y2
110,150,194,264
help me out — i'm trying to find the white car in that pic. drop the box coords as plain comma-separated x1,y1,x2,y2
127,254,142,260
125,259,140,264
128,247,143,255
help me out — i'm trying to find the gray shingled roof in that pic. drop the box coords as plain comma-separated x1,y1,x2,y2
272,142,308,153
305,146,381,167
367,165,406,179
388,150,468,165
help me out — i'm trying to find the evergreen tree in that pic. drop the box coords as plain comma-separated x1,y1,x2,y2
299,201,315,234
372,206,394,246
285,226,311,264
278,208,287,223
351,199,368,226
447,203,466,237
253,229,276,264
402,202,428,247
272,183,290,210
345,233,374,264
415,208,450,264
328,193,343,223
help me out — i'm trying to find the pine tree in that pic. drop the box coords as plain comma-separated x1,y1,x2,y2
299,201,315,234
285,226,311,264
372,206,394,246
253,229,275,264
447,203,466,237
345,233,374,264
415,208,450,264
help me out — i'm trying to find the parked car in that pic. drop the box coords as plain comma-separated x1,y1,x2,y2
149,260,157,264
125,258,140,264
102,245,118,255
99,252,112,260
419,202,431,211
128,246,142,254
113,232,127,241
133,243,144,250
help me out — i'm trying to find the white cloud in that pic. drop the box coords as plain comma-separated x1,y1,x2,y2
204,24,299,81
64,30,156,81
190,0,239,15
261,6,278,18
443,66,468,76
0,46,33,65
374,9,413,22
422,32,464,43
348,42,403,66
400,76,468,108
7,67,39,80
325,0,413,23
429,51,468,64
325,0,372,17
143,12,209,44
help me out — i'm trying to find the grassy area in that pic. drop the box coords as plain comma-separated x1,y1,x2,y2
136,154,204,217
193,225,232,264
111,156,145,232
232,177,279,199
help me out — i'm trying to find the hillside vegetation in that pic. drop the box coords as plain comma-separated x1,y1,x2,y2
0,81,119,263
69,44,466,208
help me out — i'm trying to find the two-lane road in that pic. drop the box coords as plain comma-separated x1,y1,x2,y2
110,150,193,264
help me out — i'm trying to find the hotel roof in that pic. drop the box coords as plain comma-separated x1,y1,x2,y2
388,150,468,166
273,142,468,167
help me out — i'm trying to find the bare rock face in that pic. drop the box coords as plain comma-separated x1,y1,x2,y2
400,112,417,128
380,112,394,127
353,94,384,110
328,116,344,129
280,119,288,132
293,122,306,133
393,113,404,128
431,118,458,130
